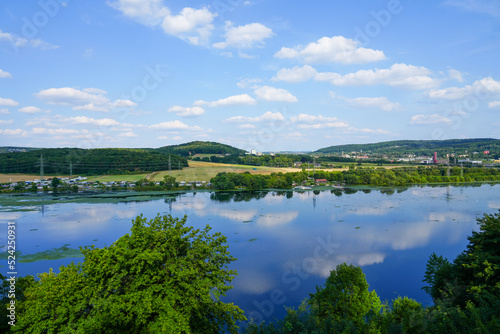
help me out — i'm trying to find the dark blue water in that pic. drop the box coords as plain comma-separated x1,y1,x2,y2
1,184,499,325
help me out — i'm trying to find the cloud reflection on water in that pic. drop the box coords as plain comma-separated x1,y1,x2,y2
256,211,299,227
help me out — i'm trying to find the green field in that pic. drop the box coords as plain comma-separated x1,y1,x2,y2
84,174,149,183
149,161,298,182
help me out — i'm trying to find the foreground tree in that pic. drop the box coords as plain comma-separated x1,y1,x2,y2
0,274,35,333
423,210,500,311
308,263,382,330
15,214,245,333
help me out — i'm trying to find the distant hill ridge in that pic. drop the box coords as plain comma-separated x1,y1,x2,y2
315,138,500,156
155,141,246,156
0,148,187,175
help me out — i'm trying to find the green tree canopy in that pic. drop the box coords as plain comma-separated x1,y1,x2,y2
308,263,382,327
14,214,245,333
50,177,61,190
163,175,178,190
423,210,500,311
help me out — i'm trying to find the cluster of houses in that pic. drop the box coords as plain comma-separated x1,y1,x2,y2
1,177,212,191
2,176,89,191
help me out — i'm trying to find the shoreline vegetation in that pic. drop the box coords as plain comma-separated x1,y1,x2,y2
1,164,499,194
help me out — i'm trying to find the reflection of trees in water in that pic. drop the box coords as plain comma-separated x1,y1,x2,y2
209,191,270,202
164,196,177,204
274,191,289,197
331,189,342,197
343,188,358,195
380,188,395,195
164,196,178,214
210,192,232,202
206,182,491,202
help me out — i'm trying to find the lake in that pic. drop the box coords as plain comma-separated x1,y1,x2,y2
1,183,499,326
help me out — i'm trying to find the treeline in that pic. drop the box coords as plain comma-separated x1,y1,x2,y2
196,153,361,166
316,138,500,158
156,141,246,157
211,172,295,190
317,166,500,186
210,166,500,190
0,148,187,175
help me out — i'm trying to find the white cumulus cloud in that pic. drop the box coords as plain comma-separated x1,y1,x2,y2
428,77,500,100
109,1,216,45
489,101,500,108
168,106,206,117
0,69,11,78
0,98,19,106
18,106,42,114
290,113,349,129
194,94,257,107
331,93,400,111
254,86,298,102
274,36,386,64
237,78,262,89
410,114,453,125
0,29,58,49
161,7,215,45
32,127,81,135
69,116,121,127
213,22,273,49
315,63,439,89
36,87,109,106
108,0,169,26
35,87,137,112
118,131,138,137
0,129,28,136
448,68,465,82
225,111,285,123
272,65,318,83
113,99,138,108
149,120,203,131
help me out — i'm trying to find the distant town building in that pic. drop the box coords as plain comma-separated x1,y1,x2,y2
458,158,482,165
433,152,438,164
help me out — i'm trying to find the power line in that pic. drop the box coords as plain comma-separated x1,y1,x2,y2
40,154,44,181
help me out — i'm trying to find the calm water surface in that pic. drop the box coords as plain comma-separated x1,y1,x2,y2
1,184,499,324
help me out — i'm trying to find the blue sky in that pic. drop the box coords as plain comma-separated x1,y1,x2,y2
0,0,499,151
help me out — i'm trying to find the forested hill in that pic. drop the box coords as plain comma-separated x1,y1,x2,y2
315,138,500,157
155,141,246,156
0,148,187,175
